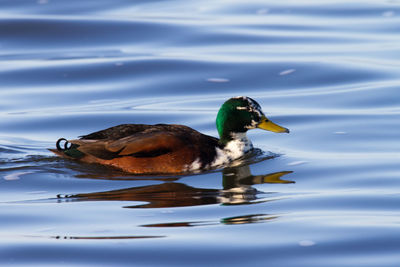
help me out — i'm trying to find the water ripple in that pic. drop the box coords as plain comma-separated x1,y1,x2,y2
1,0,400,266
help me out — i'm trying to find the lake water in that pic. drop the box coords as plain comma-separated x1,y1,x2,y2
1,0,400,266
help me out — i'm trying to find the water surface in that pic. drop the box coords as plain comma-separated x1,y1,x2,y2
1,0,400,266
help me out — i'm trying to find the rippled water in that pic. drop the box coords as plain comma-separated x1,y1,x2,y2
1,0,400,266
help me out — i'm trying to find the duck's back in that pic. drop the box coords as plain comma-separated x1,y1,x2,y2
79,124,162,140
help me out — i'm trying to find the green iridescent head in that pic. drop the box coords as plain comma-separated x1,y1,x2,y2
216,96,289,145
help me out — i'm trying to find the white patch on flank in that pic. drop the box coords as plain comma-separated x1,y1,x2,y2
187,158,202,171
211,132,253,167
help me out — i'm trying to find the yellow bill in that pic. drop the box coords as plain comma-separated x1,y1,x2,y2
257,115,289,133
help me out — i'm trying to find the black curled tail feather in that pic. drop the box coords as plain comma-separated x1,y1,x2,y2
56,138,70,151
56,138,84,159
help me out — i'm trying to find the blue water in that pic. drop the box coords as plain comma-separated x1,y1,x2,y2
1,0,400,266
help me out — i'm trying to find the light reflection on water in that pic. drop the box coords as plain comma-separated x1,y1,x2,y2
1,0,400,266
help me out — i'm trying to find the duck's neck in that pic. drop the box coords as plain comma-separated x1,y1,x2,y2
212,132,253,167
220,132,253,155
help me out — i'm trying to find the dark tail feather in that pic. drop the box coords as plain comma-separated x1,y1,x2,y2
54,138,84,159
56,138,70,151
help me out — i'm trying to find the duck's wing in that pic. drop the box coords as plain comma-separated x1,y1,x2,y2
69,131,186,160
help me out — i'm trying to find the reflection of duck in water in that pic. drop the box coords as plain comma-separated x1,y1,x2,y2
61,165,294,209
219,166,293,205
51,167,294,239
50,96,289,174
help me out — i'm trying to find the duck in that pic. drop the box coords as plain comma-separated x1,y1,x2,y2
50,96,289,175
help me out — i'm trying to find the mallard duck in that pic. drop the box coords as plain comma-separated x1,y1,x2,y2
50,96,289,174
